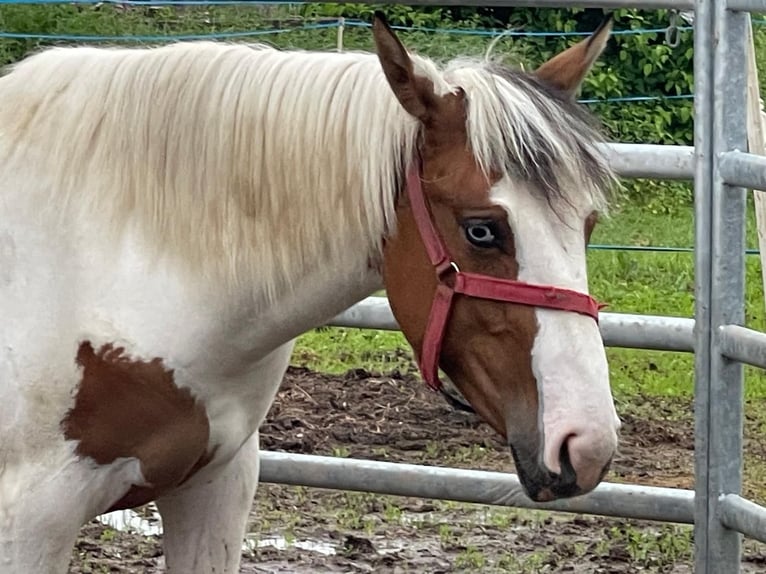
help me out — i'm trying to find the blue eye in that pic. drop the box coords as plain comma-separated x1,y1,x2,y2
464,221,498,248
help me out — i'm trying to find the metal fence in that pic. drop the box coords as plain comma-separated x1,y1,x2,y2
258,1,766,571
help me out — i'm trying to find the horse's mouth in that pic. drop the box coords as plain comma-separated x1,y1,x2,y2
510,444,610,503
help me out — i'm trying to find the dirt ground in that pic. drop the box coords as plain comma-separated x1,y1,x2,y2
70,366,766,573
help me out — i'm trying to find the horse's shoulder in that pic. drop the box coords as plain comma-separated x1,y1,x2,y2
62,341,215,510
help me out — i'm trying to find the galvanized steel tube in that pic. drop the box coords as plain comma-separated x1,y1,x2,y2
719,151,766,192
328,297,400,331
327,297,695,353
719,494,766,543
604,143,694,181
704,6,749,572
727,0,766,12
599,312,695,352
259,451,695,524
693,0,716,568
719,325,766,370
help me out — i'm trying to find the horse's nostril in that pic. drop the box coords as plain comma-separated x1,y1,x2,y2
512,436,617,502
542,422,618,496
558,437,578,484
550,444,581,499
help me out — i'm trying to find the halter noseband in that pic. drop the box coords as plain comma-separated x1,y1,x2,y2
406,161,604,391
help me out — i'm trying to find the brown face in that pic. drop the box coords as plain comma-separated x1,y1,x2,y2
383,149,568,499
372,13,618,502
383,146,529,439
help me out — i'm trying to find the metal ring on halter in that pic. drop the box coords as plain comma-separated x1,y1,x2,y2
436,260,460,280
665,11,680,49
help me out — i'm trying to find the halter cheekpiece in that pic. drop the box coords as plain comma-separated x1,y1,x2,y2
405,160,605,391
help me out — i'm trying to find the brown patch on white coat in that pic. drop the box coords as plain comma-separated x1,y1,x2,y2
61,342,215,512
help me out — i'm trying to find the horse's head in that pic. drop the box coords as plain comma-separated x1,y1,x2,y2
374,14,620,502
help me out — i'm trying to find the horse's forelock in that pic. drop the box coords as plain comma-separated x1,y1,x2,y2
445,60,615,215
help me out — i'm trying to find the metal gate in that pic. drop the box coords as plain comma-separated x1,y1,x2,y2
259,1,766,571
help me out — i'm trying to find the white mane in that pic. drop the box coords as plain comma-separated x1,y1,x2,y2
0,41,611,300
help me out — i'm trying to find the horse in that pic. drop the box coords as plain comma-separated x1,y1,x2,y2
0,13,620,573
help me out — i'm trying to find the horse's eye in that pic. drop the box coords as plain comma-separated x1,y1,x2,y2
464,221,499,248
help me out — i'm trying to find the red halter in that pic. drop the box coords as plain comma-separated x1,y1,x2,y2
405,162,604,391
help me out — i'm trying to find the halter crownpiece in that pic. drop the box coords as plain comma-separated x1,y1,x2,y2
405,160,605,391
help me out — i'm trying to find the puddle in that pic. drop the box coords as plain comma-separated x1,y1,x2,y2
97,505,163,537
397,506,556,530
399,509,497,527
372,538,407,555
245,535,337,556
97,506,338,556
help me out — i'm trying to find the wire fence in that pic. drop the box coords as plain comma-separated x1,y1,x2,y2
0,22,340,41
0,8,697,103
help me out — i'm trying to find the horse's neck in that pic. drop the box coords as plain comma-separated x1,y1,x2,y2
93,222,384,378
4,145,387,379
221,254,383,373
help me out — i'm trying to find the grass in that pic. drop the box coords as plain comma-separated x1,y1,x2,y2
250,484,706,572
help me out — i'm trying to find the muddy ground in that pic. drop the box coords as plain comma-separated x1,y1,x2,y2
71,366,766,573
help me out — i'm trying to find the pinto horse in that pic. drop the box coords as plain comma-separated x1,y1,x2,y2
0,13,620,573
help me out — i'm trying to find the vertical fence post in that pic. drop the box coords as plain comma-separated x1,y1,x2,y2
337,17,345,53
693,0,715,567
695,1,749,571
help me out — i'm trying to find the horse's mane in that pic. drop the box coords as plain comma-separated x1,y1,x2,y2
0,41,612,300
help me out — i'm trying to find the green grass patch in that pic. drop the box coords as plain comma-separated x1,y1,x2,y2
292,327,412,375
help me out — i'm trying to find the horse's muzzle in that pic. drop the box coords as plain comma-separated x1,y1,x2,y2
510,443,612,503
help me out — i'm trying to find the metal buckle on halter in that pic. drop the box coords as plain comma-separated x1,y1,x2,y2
435,260,460,280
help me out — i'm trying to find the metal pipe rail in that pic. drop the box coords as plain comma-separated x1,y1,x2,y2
719,494,766,544
719,151,766,191
600,312,695,352
719,325,766,370
259,451,695,524
605,144,694,181
727,0,766,12
327,297,696,353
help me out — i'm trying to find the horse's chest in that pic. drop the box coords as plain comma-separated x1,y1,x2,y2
62,341,215,510
55,312,293,512
8,222,307,510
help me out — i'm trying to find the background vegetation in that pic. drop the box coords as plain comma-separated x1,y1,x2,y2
0,3,700,214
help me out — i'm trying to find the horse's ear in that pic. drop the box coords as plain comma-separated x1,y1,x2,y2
372,11,432,122
534,14,613,98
